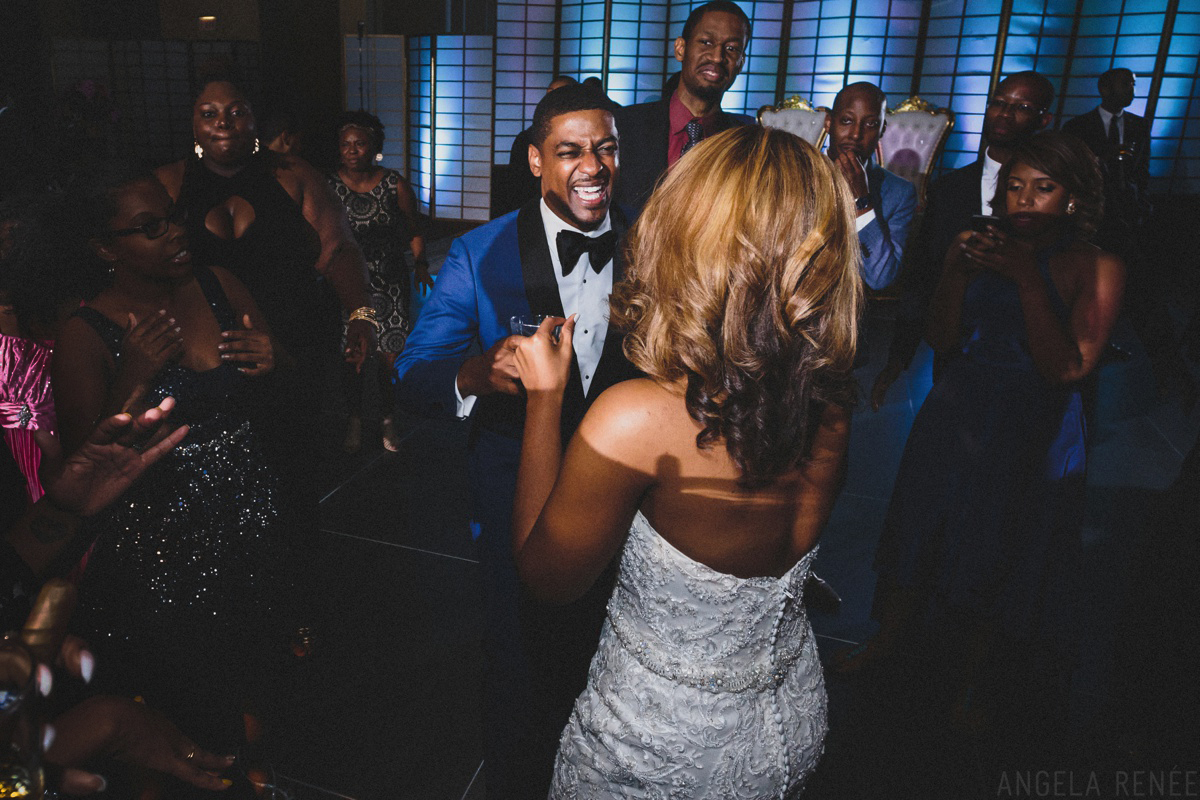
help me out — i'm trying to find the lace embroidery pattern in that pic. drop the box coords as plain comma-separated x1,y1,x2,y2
551,511,828,799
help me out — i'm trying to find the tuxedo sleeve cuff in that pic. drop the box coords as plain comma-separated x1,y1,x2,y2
455,379,478,419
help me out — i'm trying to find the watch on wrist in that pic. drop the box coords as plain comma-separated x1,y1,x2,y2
854,195,872,211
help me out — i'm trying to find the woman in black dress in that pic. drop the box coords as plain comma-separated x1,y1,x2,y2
49,165,291,775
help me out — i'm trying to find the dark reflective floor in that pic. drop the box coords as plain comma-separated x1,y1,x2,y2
264,237,1199,799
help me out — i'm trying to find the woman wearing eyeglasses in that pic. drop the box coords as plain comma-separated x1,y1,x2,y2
43,163,295,776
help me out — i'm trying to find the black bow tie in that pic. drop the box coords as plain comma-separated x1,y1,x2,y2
556,229,616,277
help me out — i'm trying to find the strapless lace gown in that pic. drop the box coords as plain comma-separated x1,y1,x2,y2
551,511,827,798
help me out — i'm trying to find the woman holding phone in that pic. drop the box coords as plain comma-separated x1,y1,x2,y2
840,132,1124,732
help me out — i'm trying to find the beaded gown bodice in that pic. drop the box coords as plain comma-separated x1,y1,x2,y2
551,511,828,798
71,267,285,642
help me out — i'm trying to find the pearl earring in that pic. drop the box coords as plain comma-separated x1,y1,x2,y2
253,138,260,155
1066,201,1076,215
194,141,204,159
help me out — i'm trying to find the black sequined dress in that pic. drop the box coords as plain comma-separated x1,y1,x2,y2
71,267,292,749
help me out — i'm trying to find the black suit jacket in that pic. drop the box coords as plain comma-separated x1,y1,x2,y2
887,158,985,370
613,94,754,218
1061,107,1150,195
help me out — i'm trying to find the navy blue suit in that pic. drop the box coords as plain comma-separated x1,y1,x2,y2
859,162,918,290
396,199,639,798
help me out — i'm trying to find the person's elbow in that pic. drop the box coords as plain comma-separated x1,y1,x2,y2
862,253,899,291
515,556,587,606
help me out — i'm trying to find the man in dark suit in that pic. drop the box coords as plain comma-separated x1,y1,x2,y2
1062,67,1151,259
870,71,1056,408
396,84,639,799
613,0,753,218
824,81,917,290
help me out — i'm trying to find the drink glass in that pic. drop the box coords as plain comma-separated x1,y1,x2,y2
509,314,562,340
0,636,42,799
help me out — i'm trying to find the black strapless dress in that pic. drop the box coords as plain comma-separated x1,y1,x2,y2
71,266,293,750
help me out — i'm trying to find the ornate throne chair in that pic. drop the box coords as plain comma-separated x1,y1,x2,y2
875,96,955,210
758,96,829,149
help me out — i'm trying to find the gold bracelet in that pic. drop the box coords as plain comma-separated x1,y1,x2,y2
347,306,381,332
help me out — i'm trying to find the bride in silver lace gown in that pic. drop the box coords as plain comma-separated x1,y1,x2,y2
509,126,863,797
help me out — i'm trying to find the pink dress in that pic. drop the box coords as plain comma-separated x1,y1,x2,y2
0,332,55,502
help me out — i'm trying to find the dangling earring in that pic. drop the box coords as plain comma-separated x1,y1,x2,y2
194,141,204,159
252,138,260,155
1066,201,1076,215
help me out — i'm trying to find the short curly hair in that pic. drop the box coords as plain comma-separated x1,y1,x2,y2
1,161,156,333
335,110,385,153
992,130,1105,240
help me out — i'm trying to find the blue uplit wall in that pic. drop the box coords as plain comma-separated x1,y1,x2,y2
405,36,434,213
607,0,671,105
494,0,557,164
384,0,1199,220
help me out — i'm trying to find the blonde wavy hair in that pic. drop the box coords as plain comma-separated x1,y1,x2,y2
612,125,863,487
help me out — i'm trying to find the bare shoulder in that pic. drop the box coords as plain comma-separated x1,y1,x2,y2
155,160,186,200
577,378,680,464
56,311,111,360
1063,241,1125,293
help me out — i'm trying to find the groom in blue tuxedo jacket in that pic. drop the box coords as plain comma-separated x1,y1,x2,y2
396,85,640,799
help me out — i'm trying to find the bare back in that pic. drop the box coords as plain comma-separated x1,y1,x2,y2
518,377,850,601
614,380,848,578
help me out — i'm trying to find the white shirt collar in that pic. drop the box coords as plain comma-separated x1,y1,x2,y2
539,198,613,275
981,151,1004,214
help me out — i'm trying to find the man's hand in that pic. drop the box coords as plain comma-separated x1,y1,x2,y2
870,359,904,411
457,336,524,398
414,262,435,297
834,150,870,203
344,317,378,372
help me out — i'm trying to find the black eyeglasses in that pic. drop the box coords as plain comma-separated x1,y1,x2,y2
986,98,1045,117
106,205,187,239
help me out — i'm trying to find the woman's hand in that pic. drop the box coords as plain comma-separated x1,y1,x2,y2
513,315,575,396
961,225,1038,287
47,695,234,793
120,311,184,388
945,230,987,276
414,261,435,297
344,318,377,372
218,314,275,376
44,395,189,516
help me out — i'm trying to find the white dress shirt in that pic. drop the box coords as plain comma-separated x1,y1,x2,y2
981,151,1003,215
1097,106,1124,144
854,158,876,232
455,200,614,417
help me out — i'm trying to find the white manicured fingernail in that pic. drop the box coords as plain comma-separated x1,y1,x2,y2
80,650,95,683
43,724,55,751
37,664,52,696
